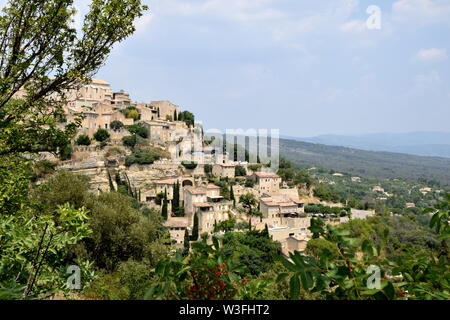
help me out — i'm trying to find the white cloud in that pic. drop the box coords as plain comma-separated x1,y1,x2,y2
135,13,154,35
414,70,441,86
340,20,367,34
153,0,285,22
413,48,447,62
392,0,450,25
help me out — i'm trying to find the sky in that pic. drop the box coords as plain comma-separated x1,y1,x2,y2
58,1,450,136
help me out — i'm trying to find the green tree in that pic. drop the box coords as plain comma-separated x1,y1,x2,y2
122,135,137,148
182,231,190,257
0,0,147,158
172,181,181,216
127,123,149,138
59,143,72,160
191,213,199,241
93,128,110,142
178,110,195,127
239,193,259,229
0,0,148,299
161,190,168,220
110,120,124,131
239,193,258,212
235,165,247,177
125,108,139,120
204,164,213,175
230,185,236,207
76,134,91,146
181,161,197,170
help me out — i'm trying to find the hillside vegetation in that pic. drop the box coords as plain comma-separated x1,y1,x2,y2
280,139,450,186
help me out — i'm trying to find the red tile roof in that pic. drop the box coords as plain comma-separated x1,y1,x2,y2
254,172,280,178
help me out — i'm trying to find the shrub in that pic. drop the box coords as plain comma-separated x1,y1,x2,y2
181,161,197,170
81,192,169,271
76,134,91,146
59,143,72,160
244,179,255,188
248,164,262,172
125,149,162,166
235,165,247,177
122,135,137,148
178,110,195,127
110,120,124,131
204,164,213,174
94,128,110,142
124,108,139,120
32,160,57,180
126,123,149,138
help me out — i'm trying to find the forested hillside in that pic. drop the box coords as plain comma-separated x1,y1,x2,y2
280,139,450,186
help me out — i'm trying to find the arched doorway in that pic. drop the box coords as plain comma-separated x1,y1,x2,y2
182,180,193,187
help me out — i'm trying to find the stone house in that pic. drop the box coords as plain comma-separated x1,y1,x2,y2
252,172,281,194
212,163,236,178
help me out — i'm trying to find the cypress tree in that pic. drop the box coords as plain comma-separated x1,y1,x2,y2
191,213,199,241
172,183,177,214
182,230,190,256
263,223,270,238
172,182,181,216
230,185,235,207
107,170,115,192
157,107,160,118
161,189,168,220
173,110,177,121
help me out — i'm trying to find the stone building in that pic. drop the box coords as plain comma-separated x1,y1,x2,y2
183,184,232,235
164,217,189,249
149,100,180,121
212,163,236,178
252,172,281,194
112,90,132,107
66,79,113,108
260,192,304,220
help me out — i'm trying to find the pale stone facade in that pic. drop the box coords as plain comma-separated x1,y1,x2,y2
252,172,281,194
149,100,180,121
212,163,236,178
66,79,113,108
164,217,189,249
112,90,132,107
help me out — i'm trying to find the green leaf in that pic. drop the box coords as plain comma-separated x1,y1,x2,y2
300,271,314,290
290,275,300,300
280,257,298,272
361,288,380,295
276,273,289,283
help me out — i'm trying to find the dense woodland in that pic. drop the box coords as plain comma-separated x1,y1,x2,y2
280,138,450,186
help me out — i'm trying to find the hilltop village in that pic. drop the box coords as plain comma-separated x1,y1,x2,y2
33,79,375,256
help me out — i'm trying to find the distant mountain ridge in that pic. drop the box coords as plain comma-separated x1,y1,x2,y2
281,131,450,158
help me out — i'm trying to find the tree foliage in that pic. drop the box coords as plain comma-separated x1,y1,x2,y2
93,128,110,142
76,134,91,146
0,0,147,157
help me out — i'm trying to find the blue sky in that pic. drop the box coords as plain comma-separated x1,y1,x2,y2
83,1,449,136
